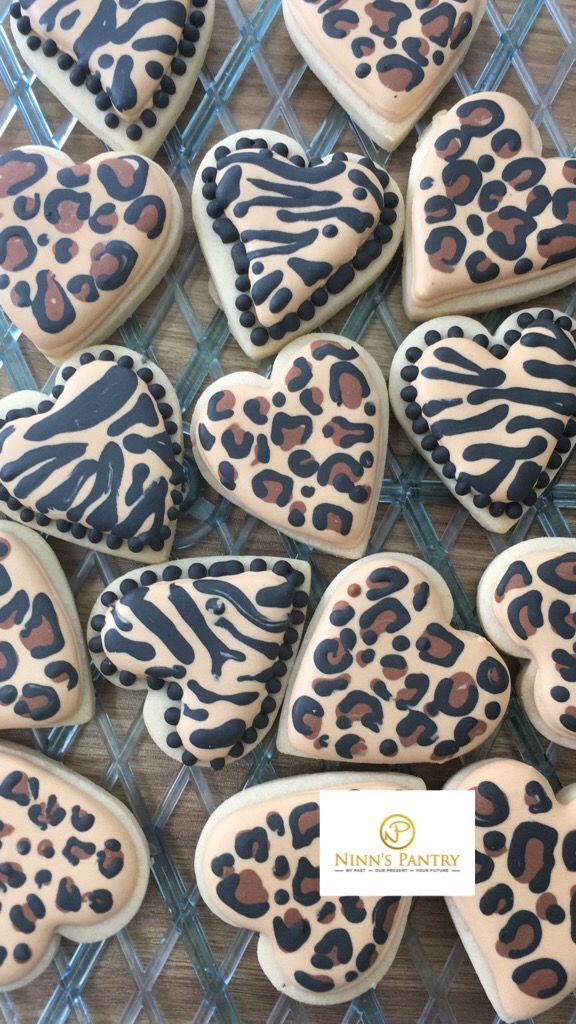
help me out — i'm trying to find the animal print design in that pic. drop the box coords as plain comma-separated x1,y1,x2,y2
12,0,211,141
282,555,509,763
284,0,481,119
88,557,310,768
0,148,177,360
200,136,400,350
0,528,89,727
192,336,387,558
491,545,576,745
410,93,576,308
198,775,420,1001
394,311,576,525
448,760,576,1021
0,747,146,990
0,347,184,561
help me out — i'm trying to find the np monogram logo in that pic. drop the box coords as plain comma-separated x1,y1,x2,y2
379,813,415,850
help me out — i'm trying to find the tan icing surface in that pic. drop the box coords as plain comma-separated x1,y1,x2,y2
286,557,509,762
0,749,140,987
450,760,576,1021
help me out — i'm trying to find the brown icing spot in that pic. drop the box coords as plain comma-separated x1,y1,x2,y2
379,67,414,92
535,892,557,919
339,371,364,409
2,236,29,272
102,158,136,189
55,200,83,234
516,967,560,998
235,869,269,906
517,837,545,884
299,808,320,834
0,160,38,198
21,616,55,652
448,673,475,709
134,204,159,234
216,391,236,413
280,425,307,450
428,234,459,273
496,924,536,958
348,584,361,597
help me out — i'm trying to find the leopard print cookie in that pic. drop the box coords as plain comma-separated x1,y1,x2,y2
192,130,404,360
0,740,149,991
11,1,214,156
478,539,576,749
445,759,576,1023
283,0,486,151
0,147,183,362
88,556,311,768
0,345,184,562
389,308,576,533
196,771,424,1003
404,92,576,319
0,522,92,729
277,553,510,763
191,334,388,559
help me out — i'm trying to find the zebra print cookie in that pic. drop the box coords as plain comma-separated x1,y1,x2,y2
389,309,576,533
0,148,183,362
88,557,310,768
404,92,576,319
196,772,424,1003
10,0,214,156
0,740,149,991
191,335,388,559
192,130,404,360
478,539,576,749
283,0,486,151
0,345,184,561
277,553,510,764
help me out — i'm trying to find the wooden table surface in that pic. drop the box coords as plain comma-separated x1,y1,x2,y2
0,1,576,1022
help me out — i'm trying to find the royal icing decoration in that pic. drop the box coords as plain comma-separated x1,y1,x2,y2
88,557,310,768
192,335,388,559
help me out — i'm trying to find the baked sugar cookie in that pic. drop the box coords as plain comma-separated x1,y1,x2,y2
445,758,576,1023
191,334,388,559
403,92,576,320
478,538,576,748
195,771,424,1003
0,147,182,363
0,740,149,991
277,552,509,763
192,131,404,360
283,0,486,151
88,556,310,768
0,522,92,728
389,308,576,533
10,0,214,156
0,345,184,562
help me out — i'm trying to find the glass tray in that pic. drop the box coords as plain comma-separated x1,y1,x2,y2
0,0,575,1021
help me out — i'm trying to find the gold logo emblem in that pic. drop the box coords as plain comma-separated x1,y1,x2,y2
379,813,415,850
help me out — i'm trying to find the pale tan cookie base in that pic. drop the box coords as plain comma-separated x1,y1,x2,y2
0,738,150,993
443,761,576,1023
195,770,425,1005
282,0,487,152
0,344,184,562
388,308,576,533
402,111,576,320
477,537,576,748
87,555,311,766
0,520,94,727
191,332,389,559
10,2,215,158
192,130,404,361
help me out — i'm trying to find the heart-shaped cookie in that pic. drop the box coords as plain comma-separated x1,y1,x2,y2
11,0,214,156
283,0,486,151
389,308,576,532
191,334,388,559
0,147,182,362
0,345,184,562
0,740,149,991
196,771,424,1003
87,556,310,768
445,758,576,1022
478,539,576,749
0,522,92,729
192,131,404,360
278,553,510,763
404,92,576,319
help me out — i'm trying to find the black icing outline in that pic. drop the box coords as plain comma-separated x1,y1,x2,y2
200,136,400,349
88,557,310,769
398,308,576,522
0,348,184,554
10,0,208,141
